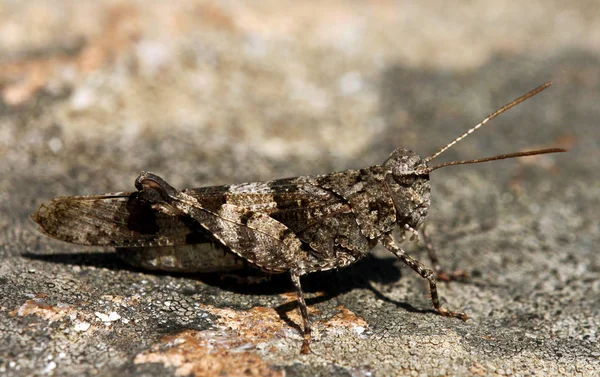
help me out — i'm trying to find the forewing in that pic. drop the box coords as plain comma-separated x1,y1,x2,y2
33,169,383,269
31,192,211,247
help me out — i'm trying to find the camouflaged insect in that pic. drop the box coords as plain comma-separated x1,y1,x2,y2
32,82,565,353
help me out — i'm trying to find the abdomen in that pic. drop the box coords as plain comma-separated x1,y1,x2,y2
116,243,245,273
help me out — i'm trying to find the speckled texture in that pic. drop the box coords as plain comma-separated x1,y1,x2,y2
1,1,598,376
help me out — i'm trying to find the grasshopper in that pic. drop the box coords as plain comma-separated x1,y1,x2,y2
32,82,565,353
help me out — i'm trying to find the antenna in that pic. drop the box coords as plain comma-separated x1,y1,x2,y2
424,82,552,163
424,148,567,173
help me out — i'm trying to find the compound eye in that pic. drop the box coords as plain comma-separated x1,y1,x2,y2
395,173,417,188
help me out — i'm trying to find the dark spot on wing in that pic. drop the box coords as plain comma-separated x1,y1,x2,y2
239,211,254,226
125,193,160,234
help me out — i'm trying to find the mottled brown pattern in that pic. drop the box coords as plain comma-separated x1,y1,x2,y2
31,84,565,353
314,167,397,239
31,150,439,354
31,192,206,247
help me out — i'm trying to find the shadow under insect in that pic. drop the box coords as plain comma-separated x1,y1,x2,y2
23,251,398,294
22,250,434,320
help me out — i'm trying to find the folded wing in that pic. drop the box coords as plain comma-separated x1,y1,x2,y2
31,192,212,247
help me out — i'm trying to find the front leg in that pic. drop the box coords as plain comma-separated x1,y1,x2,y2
381,233,467,321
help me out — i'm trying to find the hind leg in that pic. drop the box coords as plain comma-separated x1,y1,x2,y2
290,270,312,354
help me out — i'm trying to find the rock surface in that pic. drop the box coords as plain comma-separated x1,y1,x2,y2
0,1,598,376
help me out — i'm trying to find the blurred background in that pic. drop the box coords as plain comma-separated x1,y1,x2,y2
1,1,598,376
1,1,594,200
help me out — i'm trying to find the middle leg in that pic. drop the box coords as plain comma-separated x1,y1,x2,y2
290,270,312,354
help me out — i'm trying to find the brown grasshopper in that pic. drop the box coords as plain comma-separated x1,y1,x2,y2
32,82,565,353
